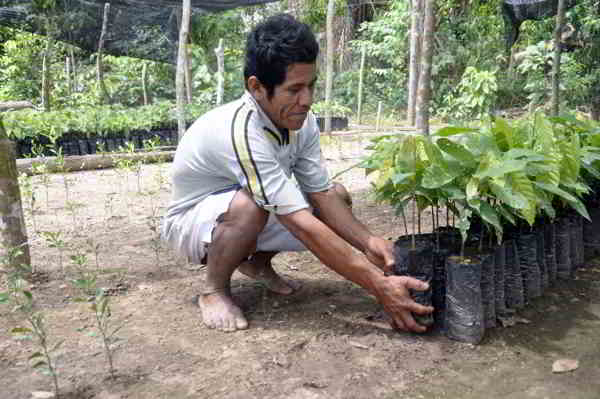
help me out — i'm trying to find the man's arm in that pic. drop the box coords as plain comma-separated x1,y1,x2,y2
307,187,394,274
276,208,432,333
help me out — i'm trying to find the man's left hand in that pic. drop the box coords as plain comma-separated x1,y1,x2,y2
364,236,395,275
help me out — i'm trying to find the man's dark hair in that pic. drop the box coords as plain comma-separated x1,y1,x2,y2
244,13,319,98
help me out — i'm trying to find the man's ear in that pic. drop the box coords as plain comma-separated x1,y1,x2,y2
247,76,265,101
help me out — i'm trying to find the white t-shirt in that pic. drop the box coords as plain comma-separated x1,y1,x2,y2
162,91,331,240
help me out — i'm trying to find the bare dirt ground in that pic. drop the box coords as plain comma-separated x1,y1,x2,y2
2,132,600,399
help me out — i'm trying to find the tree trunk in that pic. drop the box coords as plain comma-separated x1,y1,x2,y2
0,101,34,112
415,0,435,136
551,0,566,117
0,117,31,270
592,98,600,121
142,62,150,106
41,38,52,112
214,38,225,106
70,48,77,93
357,43,366,125
407,0,423,126
185,42,192,104
97,2,111,104
66,56,72,96
324,0,335,134
176,0,191,141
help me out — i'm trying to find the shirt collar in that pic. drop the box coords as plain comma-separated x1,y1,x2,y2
243,90,291,145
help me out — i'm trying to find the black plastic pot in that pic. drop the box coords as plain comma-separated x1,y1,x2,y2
556,217,572,280
544,222,557,283
393,235,434,328
583,208,600,261
445,255,484,344
494,243,508,316
316,116,349,131
516,233,542,302
480,251,496,329
536,226,549,290
504,239,525,309
432,246,451,330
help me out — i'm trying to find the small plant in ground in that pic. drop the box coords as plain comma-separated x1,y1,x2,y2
103,192,117,225
30,142,52,209
86,237,101,270
147,205,162,267
18,172,39,233
1,246,62,398
70,252,96,296
51,147,72,204
41,231,67,273
64,200,84,233
90,291,124,379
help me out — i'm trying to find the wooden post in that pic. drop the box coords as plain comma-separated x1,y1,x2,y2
41,38,52,112
185,43,192,104
176,0,191,141
376,101,382,131
142,62,150,106
0,117,31,269
324,0,335,134
415,0,435,136
357,43,366,125
407,0,423,126
214,38,225,106
66,56,72,96
551,0,566,117
97,2,111,104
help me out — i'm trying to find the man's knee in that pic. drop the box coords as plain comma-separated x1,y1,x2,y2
217,189,269,236
332,182,352,208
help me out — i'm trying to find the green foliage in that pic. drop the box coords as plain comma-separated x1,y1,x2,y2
362,113,600,248
440,67,498,121
311,101,352,117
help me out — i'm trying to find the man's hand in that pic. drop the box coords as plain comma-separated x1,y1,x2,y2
374,275,433,333
364,236,395,275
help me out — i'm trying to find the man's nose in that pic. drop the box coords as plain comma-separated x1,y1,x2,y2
299,87,313,107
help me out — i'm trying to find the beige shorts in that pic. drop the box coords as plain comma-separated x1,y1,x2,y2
165,187,307,264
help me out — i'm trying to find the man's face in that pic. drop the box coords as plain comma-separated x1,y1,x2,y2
252,63,317,131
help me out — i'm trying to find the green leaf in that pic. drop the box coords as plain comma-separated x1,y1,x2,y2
22,290,32,300
391,172,414,185
475,159,528,179
490,181,528,210
434,126,479,137
0,292,8,304
422,165,459,189
478,201,503,236
466,178,479,202
437,138,476,166
31,360,47,369
534,182,591,221
28,351,44,360
11,327,33,334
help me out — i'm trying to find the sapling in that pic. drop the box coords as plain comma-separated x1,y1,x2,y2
103,192,117,225
64,200,84,233
18,172,39,233
90,291,124,379
86,237,101,270
41,231,67,273
1,248,62,398
147,205,162,267
30,142,52,209
70,252,96,296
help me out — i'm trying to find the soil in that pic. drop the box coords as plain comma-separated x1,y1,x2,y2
2,132,600,399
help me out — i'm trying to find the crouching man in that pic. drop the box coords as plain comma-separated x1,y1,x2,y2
162,13,432,333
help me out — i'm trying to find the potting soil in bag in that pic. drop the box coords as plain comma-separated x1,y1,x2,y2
494,243,508,316
583,208,600,261
445,255,484,344
569,219,582,273
556,220,572,280
536,227,549,290
516,233,542,302
432,247,451,330
393,237,434,328
544,222,557,283
504,239,525,309
480,252,496,329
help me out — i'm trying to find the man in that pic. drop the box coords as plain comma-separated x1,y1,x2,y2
162,13,432,333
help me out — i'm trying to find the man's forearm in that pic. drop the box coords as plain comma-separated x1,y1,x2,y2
308,189,374,253
277,209,384,294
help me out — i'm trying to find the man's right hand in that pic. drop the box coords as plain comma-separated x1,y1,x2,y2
374,275,434,333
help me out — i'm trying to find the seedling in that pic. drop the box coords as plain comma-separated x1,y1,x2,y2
41,231,67,273
18,172,39,233
86,237,101,270
147,205,162,267
70,252,96,296
64,200,84,232
90,291,124,379
1,251,61,398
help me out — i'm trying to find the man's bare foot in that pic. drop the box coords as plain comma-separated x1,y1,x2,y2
237,260,299,295
198,290,248,332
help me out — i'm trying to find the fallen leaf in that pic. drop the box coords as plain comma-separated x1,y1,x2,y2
552,358,579,373
349,340,369,350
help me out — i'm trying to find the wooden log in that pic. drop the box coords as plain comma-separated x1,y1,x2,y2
0,117,31,268
0,101,35,112
16,150,175,176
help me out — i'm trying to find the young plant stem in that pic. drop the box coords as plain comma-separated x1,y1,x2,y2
400,206,409,236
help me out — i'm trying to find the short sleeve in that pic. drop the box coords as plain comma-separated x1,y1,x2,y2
293,113,332,193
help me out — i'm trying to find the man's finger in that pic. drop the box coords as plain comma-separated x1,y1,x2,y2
408,302,434,315
399,276,430,291
396,311,426,333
